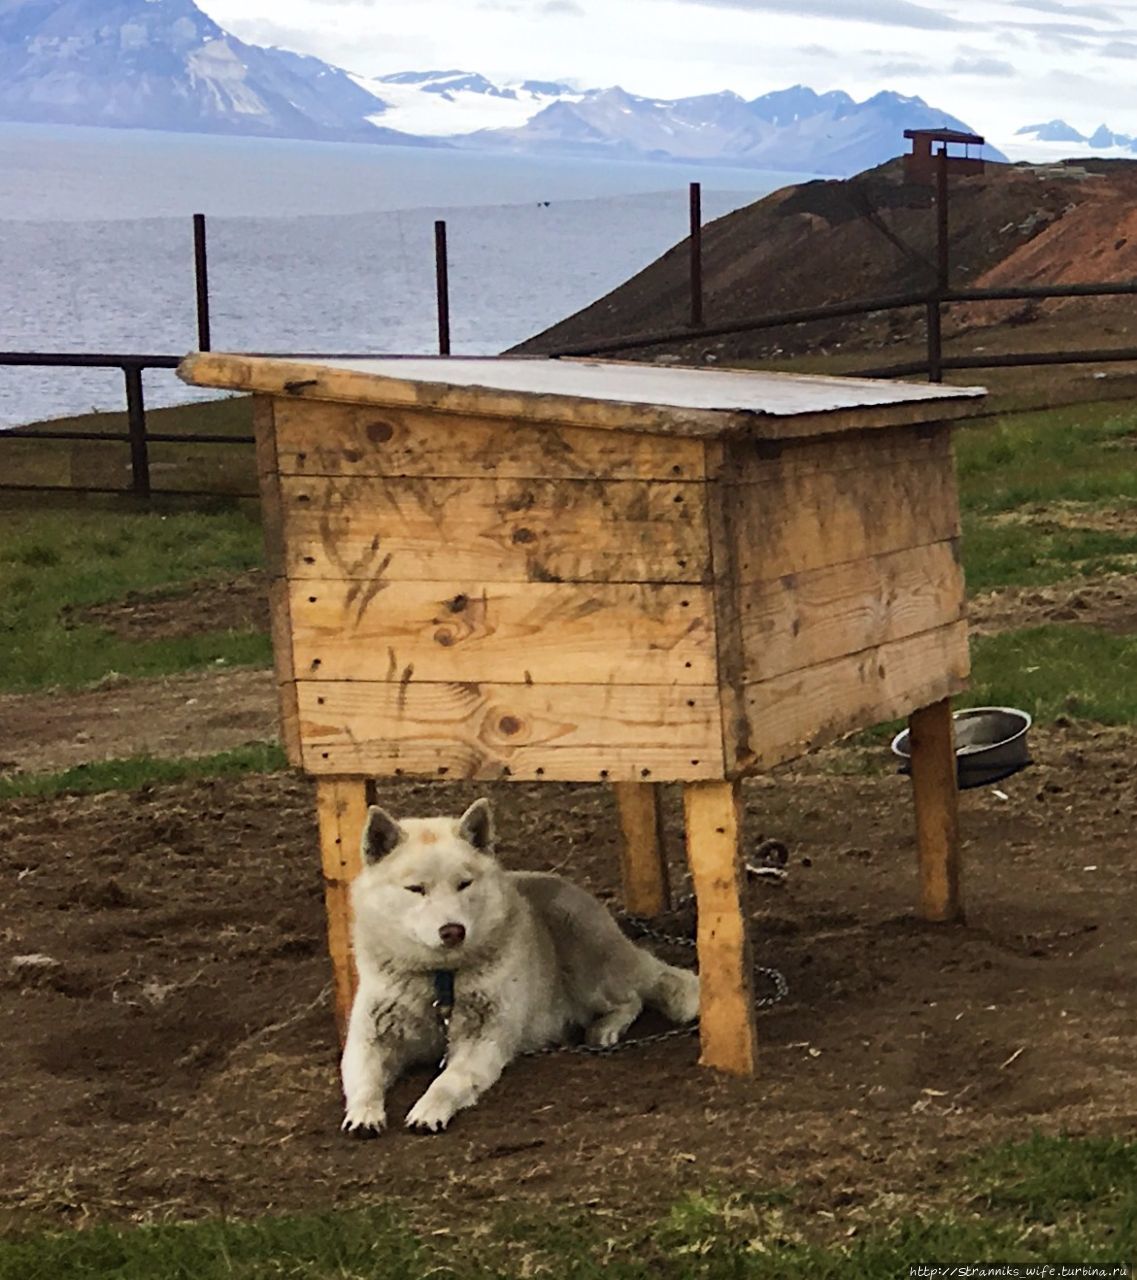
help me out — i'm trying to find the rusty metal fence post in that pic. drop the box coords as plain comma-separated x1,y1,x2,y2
123,365,151,498
193,213,212,352
926,147,949,383
435,220,451,356
690,181,704,329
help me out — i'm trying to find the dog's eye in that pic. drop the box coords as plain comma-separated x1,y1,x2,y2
457,879,473,891
405,885,426,895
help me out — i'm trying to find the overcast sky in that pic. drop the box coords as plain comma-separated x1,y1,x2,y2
197,0,1137,142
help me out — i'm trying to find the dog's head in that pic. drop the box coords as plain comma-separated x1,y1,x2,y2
350,798,513,968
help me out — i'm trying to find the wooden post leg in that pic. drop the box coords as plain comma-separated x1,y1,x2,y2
683,779,757,1076
316,777,372,1044
908,698,963,922
613,782,671,917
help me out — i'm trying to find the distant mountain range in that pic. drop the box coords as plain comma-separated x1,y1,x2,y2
0,0,433,144
0,0,1013,174
1016,119,1137,153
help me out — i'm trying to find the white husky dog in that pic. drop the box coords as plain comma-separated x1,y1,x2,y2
340,797,700,1135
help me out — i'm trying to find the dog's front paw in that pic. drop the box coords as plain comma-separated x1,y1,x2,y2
405,1090,457,1134
342,1100,387,1139
585,1019,624,1048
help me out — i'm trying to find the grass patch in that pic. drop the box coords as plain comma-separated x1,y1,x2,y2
19,395,252,441
0,504,267,693
961,515,1137,593
952,400,1137,594
0,1204,423,1280
2,1137,1133,1279
2,397,257,495
973,1132,1137,1226
968,625,1137,724
956,400,1137,515
0,743,288,802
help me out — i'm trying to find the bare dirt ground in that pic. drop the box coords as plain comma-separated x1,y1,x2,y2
0,668,277,776
3,725,1136,1231
61,571,270,644
3,560,1136,1232
968,570,1137,636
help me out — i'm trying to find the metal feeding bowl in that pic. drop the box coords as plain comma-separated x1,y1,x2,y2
891,707,1033,791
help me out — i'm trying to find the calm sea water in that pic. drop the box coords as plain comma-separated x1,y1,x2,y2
0,123,818,427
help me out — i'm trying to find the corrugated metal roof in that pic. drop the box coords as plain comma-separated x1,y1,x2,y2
180,353,986,440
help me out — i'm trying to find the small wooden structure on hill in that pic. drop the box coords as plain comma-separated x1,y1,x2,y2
904,127,986,183
179,352,986,1076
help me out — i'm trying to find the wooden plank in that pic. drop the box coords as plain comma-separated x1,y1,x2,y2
742,621,970,772
683,779,756,1076
613,783,671,916
253,398,303,763
316,777,370,1043
731,427,962,582
268,581,303,764
909,698,963,923
279,475,710,584
704,440,756,778
179,353,984,442
740,540,966,685
720,420,953,481
288,580,716,686
271,399,706,481
254,399,287,579
295,682,725,782
253,394,279,477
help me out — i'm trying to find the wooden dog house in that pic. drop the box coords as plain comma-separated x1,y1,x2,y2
179,354,985,1076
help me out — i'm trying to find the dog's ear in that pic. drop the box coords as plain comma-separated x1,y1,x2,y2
457,798,495,852
361,806,405,864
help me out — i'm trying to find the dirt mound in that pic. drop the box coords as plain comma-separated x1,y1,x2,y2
3,728,1137,1228
514,158,1137,367
956,179,1137,332
62,571,269,643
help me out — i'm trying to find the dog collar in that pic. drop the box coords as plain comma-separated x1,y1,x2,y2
431,970,455,1069
432,969,455,1020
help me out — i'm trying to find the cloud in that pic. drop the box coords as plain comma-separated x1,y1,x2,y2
798,42,837,56
542,0,584,11
1102,37,1137,53
951,55,1016,74
1010,0,1121,22
999,18,1113,34
682,0,971,32
1042,67,1100,85
874,58,937,75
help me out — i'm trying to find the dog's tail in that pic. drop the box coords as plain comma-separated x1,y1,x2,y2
646,961,700,1025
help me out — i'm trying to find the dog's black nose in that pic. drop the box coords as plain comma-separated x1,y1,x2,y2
439,923,466,947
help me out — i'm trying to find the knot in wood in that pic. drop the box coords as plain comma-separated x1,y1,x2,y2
366,420,394,444
447,594,468,613
511,527,537,545
498,715,523,736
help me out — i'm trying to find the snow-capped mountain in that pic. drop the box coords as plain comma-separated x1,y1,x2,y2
1008,119,1137,162
351,68,582,137
456,84,1006,175
0,0,430,144
1016,119,1088,143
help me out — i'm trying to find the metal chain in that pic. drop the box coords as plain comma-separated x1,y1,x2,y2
524,892,789,1059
